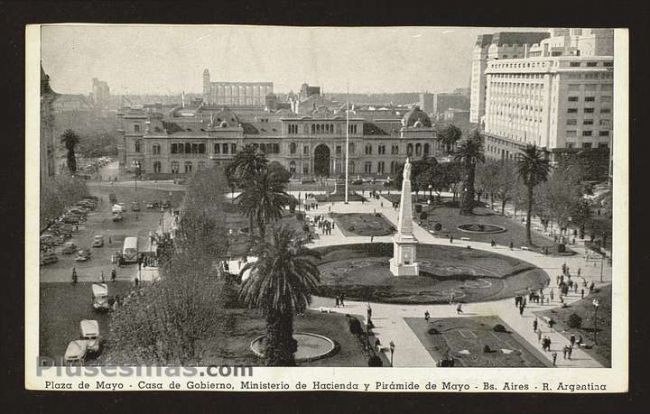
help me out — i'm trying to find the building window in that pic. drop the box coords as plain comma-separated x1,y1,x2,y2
584,108,595,113
336,145,342,155
214,144,220,154
599,130,610,136
599,143,609,149
570,62,581,67
415,143,422,156
303,164,309,175
424,143,430,155
290,142,297,154
135,140,142,153
365,144,372,155
377,161,385,174
582,130,593,137
407,143,413,156
185,143,191,154
566,119,577,126
153,161,162,173
152,144,161,155
198,143,206,154
349,143,355,154
600,119,611,127
584,96,595,102
184,161,193,173
348,124,358,134
601,95,612,103
289,161,296,174
364,162,372,173
567,108,578,114
582,142,593,149
171,143,178,154
191,143,199,154
378,145,386,155
586,62,598,67
170,161,179,174
303,145,309,155
350,161,355,174
231,144,237,154
568,96,579,102
566,130,577,137
583,119,594,125
222,143,229,154
600,108,611,114
134,124,141,133
391,145,399,155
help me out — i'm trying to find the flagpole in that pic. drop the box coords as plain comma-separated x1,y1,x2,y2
345,83,349,204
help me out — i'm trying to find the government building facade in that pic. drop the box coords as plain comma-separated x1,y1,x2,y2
117,102,439,179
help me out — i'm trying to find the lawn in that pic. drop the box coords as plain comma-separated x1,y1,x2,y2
534,284,611,367
315,243,549,304
405,316,550,367
314,192,367,203
382,194,574,256
331,213,395,237
39,282,135,363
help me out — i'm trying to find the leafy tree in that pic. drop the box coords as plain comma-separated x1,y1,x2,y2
517,144,551,245
475,159,501,208
239,226,321,366
571,199,592,238
493,160,519,215
437,124,462,154
535,166,583,233
61,129,80,174
40,175,89,227
454,130,485,215
391,158,437,201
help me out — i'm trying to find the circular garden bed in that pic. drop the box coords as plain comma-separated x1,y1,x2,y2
250,332,338,362
457,223,507,234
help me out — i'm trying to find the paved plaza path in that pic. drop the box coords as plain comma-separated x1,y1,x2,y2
298,191,610,368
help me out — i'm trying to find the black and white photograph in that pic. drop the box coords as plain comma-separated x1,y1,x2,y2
25,24,628,392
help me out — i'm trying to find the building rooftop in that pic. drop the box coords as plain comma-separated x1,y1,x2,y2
490,31,550,47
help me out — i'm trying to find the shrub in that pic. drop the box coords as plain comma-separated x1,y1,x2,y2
419,212,428,220
483,344,492,353
415,204,423,213
368,355,383,367
296,212,305,221
557,243,566,253
567,313,583,329
434,223,442,231
493,324,507,333
348,317,363,335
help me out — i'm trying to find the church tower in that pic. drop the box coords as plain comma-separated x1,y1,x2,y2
203,69,211,104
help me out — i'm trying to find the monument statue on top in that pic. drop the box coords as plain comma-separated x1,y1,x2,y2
389,158,420,276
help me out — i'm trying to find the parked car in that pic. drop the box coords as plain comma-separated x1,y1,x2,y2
91,235,104,248
162,200,171,209
62,241,78,254
112,212,123,222
75,249,92,262
62,215,80,224
92,283,111,312
64,340,88,365
80,319,102,354
131,201,141,212
40,251,58,266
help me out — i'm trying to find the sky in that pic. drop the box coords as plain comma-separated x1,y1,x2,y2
41,25,548,95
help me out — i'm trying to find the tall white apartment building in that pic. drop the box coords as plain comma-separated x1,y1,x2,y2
470,32,550,124
483,55,614,160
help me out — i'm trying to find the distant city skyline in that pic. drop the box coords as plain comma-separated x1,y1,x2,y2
41,25,549,95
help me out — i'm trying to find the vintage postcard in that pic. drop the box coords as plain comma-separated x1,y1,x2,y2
25,24,628,392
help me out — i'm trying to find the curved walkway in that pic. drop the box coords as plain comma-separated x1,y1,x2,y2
301,193,610,368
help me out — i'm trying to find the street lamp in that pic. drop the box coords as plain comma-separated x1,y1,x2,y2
592,299,600,345
132,160,141,195
389,341,395,367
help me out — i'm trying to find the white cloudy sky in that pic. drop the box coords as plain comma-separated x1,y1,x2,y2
41,24,548,95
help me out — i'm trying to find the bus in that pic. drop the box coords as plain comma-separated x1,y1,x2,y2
122,237,139,263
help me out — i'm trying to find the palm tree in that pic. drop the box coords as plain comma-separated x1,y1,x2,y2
239,226,321,366
517,144,551,245
226,145,269,244
437,124,462,154
61,129,80,174
454,130,485,215
236,166,290,246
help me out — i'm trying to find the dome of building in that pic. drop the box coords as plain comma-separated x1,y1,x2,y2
210,108,240,128
402,106,432,128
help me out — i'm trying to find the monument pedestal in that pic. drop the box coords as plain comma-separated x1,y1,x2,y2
389,234,419,276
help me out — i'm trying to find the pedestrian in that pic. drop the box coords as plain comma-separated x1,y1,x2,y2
380,202,383,208
550,288,554,301
134,277,139,287
424,310,430,323
577,268,581,277
340,293,345,307
100,271,105,283
491,239,496,247
456,303,463,314
552,352,558,366
570,334,576,347
108,235,112,245
533,318,538,332
537,329,542,343
370,235,374,243
567,345,573,360
519,304,525,316
581,288,585,299
562,346,568,359
509,241,514,250
449,235,454,244
574,283,578,294
335,295,340,307
72,267,78,285
111,267,117,282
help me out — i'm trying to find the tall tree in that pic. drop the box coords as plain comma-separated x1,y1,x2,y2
454,130,485,215
236,165,290,245
475,159,501,208
239,226,321,366
517,144,551,245
61,129,80,174
226,145,269,244
437,124,462,154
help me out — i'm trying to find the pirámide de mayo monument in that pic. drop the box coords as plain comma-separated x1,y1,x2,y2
389,158,420,276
